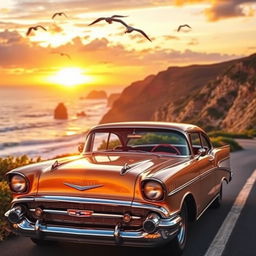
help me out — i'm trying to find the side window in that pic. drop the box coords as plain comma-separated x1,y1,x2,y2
108,133,122,150
92,132,122,151
92,132,109,151
190,133,201,155
201,133,211,152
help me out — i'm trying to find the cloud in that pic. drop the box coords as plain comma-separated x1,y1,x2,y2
204,0,255,21
142,48,240,66
80,38,110,51
0,30,22,44
5,0,254,23
0,29,242,79
8,0,171,19
174,0,255,21
187,38,199,45
48,24,63,33
163,35,180,40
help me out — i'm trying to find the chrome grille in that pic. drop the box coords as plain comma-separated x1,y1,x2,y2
24,202,147,228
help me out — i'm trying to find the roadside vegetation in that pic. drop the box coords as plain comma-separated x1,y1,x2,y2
208,130,256,139
210,136,243,151
0,155,41,240
208,129,256,152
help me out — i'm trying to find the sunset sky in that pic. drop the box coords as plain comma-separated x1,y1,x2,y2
0,0,256,90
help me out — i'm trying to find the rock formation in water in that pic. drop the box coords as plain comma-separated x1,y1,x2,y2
86,90,107,99
54,102,68,119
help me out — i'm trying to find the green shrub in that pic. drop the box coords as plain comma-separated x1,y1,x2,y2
210,136,243,152
0,155,41,240
207,107,223,119
0,181,12,241
245,129,256,137
229,71,248,84
0,155,41,181
208,131,253,139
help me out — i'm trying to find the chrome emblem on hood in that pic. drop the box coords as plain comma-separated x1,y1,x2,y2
64,183,103,191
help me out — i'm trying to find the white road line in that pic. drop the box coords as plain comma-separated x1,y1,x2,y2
204,169,256,256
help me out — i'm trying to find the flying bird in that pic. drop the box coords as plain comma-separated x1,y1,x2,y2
177,24,192,32
26,25,47,36
52,52,71,60
123,25,152,42
52,12,68,20
88,15,128,26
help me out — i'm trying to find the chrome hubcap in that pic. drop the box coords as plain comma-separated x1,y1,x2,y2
177,219,185,245
177,208,186,245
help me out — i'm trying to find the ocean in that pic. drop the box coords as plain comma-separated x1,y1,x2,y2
0,86,109,159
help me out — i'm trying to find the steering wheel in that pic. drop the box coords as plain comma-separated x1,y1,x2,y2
150,144,181,155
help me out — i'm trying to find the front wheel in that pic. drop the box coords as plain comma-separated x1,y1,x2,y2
159,202,188,256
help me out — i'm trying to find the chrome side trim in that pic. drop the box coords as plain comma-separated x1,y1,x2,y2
196,194,219,220
29,209,141,220
168,175,200,196
12,196,170,218
168,167,219,196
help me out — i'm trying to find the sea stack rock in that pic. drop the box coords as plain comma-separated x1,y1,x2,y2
86,90,107,99
76,111,87,117
54,103,68,119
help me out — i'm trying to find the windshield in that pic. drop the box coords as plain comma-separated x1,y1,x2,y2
85,128,190,156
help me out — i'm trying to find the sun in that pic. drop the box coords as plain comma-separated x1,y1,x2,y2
49,67,92,87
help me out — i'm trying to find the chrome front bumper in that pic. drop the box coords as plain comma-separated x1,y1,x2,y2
5,196,181,247
5,213,181,247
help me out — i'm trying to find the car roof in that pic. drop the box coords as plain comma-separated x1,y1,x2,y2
91,122,204,133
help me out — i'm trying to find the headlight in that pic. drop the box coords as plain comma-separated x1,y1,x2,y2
10,174,27,193
142,180,164,201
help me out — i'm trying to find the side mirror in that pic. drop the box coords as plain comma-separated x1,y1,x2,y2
78,142,85,153
196,148,207,159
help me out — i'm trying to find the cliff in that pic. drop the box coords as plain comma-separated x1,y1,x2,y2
100,54,256,132
107,93,121,107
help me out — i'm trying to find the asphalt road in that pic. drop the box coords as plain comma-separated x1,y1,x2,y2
1,139,255,256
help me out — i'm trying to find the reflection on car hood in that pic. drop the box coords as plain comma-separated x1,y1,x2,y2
36,152,186,201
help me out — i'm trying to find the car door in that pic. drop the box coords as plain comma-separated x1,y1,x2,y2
189,132,216,212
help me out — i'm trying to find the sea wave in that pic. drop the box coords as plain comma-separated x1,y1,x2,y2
0,133,86,149
22,113,49,118
0,117,84,133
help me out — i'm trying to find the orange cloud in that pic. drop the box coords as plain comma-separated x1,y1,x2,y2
174,0,211,6
205,0,255,21
0,28,242,86
174,0,255,21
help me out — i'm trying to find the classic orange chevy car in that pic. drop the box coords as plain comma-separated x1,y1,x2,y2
5,122,231,255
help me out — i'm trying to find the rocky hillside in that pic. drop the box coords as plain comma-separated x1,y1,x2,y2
101,54,256,132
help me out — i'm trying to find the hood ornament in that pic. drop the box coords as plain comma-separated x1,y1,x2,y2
120,163,131,175
64,183,103,191
51,160,59,170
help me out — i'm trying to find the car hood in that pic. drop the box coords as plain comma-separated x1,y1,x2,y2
36,152,184,201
